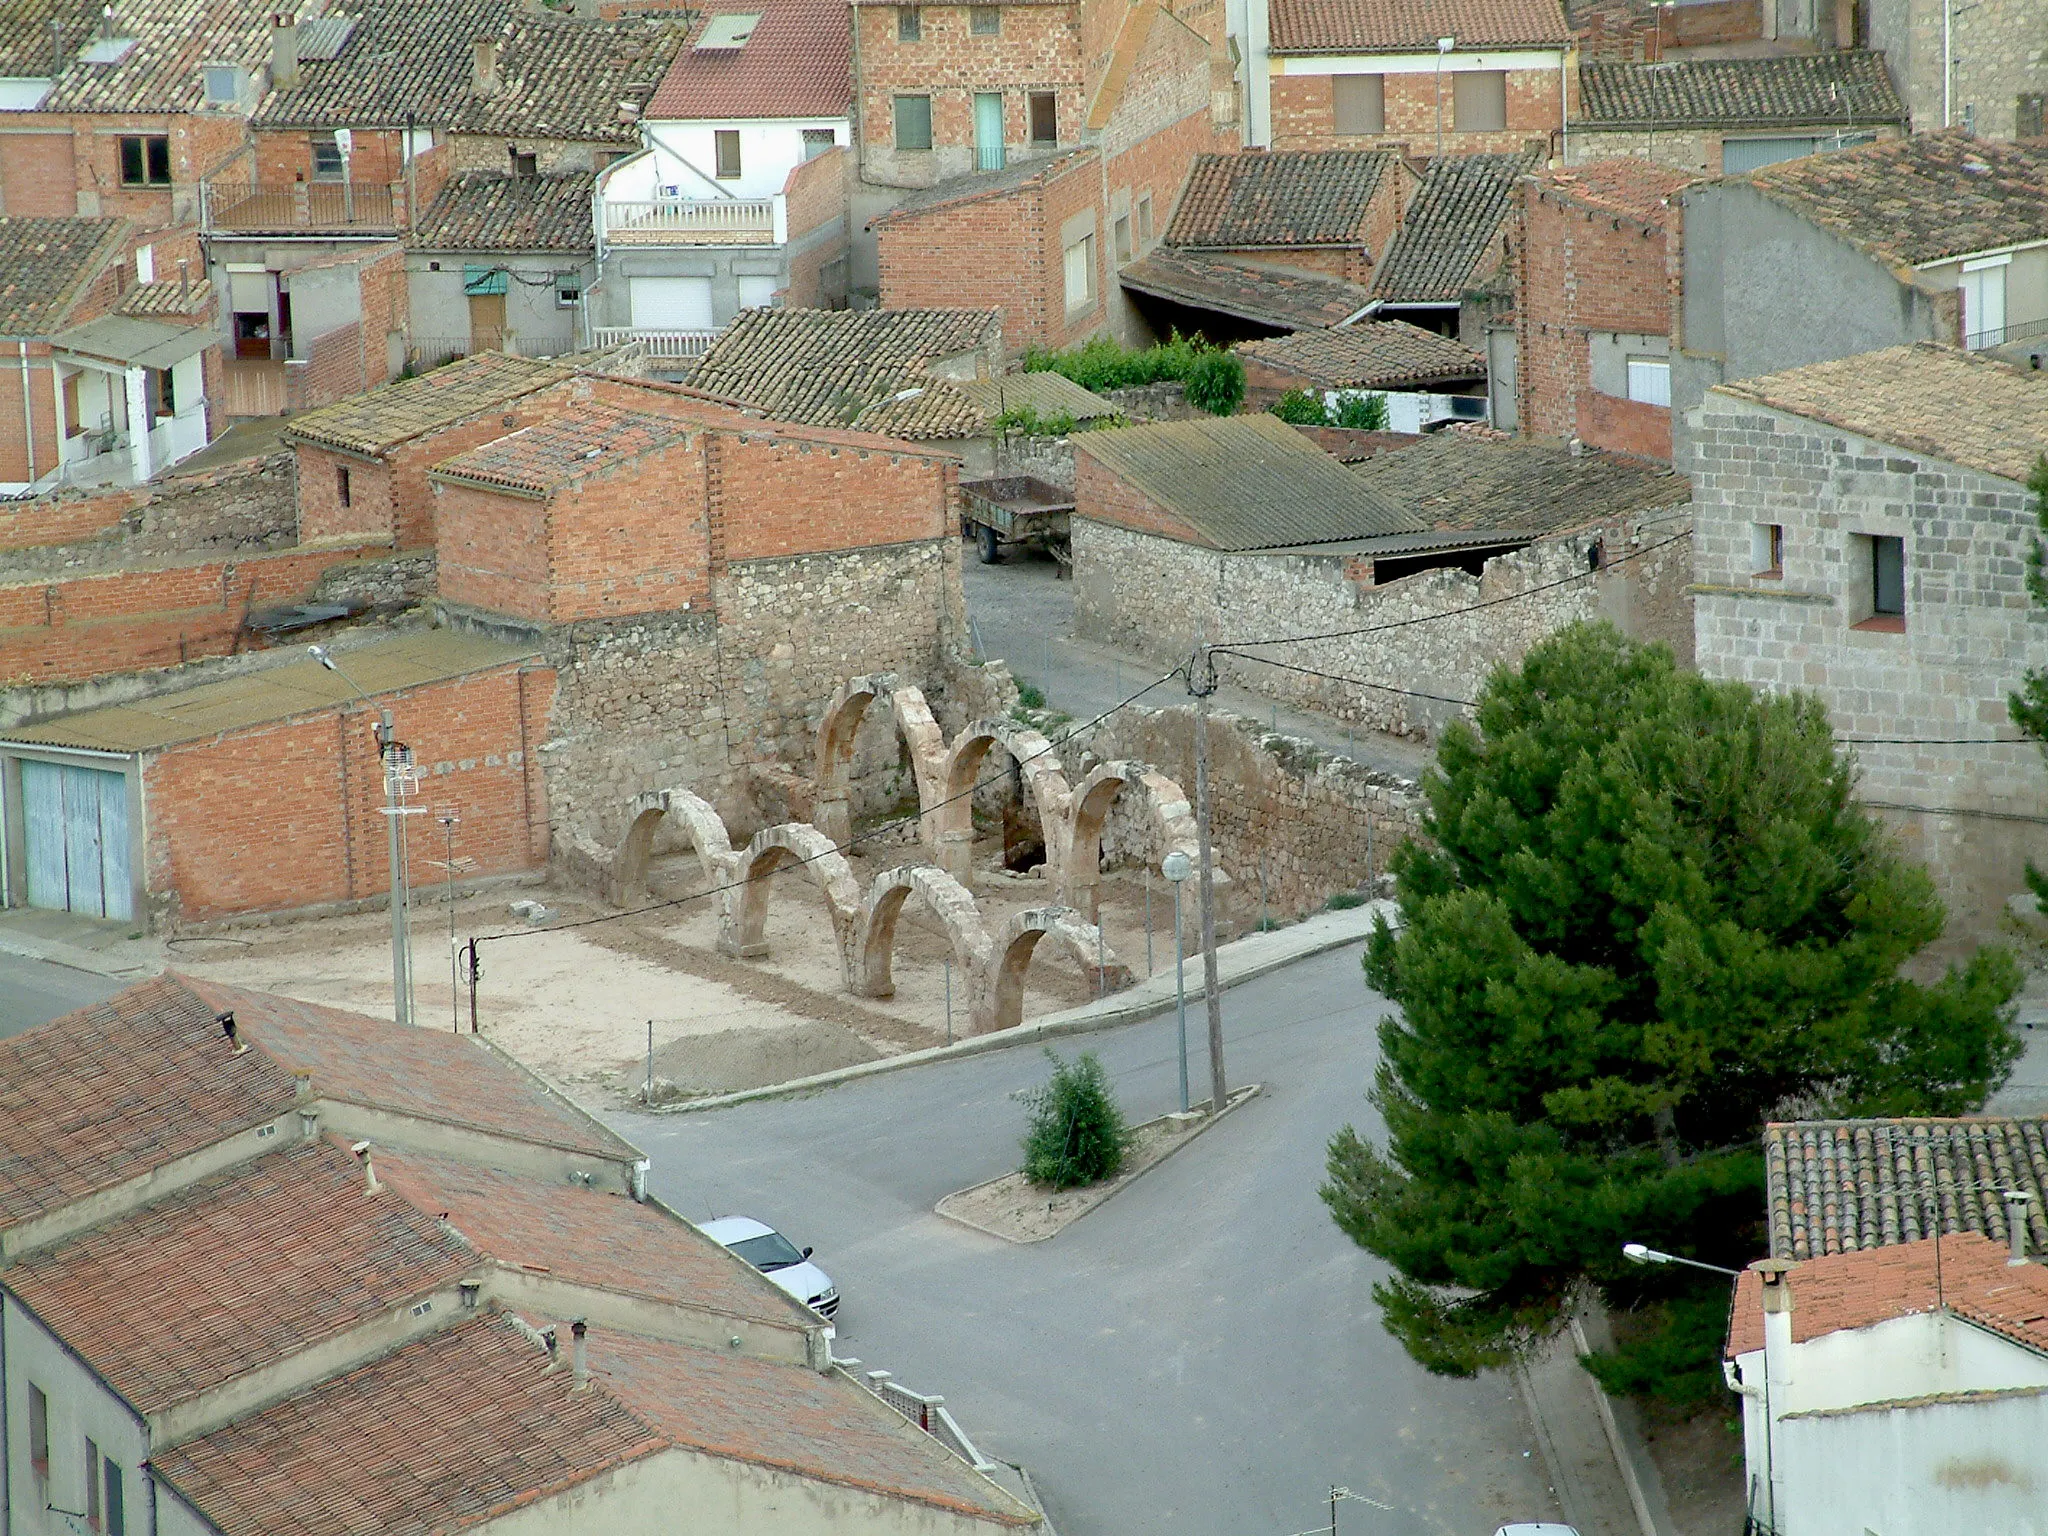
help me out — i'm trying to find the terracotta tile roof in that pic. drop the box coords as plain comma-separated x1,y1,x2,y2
689,306,1002,428
848,378,989,440
253,0,685,140
0,974,299,1234
114,277,216,320
373,1148,814,1328
151,1313,668,1536
1075,414,1424,550
429,402,696,495
280,352,574,456
1166,150,1400,248
1727,1233,2048,1359
593,1335,1038,1524
412,172,598,254
1765,1116,2048,1261
25,0,278,113
1741,131,2048,268
179,977,639,1162
1234,321,1484,389
1578,50,1905,128
1371,150,1540,304
5,1139,473,1412
1711,343,2048,486
646,0,851,120
1348,430,1690,535
1532,156,1696,226
0,218,129,336
1269,0,1569,53
1118,249,1378,330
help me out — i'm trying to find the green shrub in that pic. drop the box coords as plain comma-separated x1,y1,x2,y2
1184,351,1246,416
991,404,1081,438
1324,890,1367,911
1015,679,1047,710
1022,330,1213,392
1333,392,1389,430
1021,1050,1132,1189
1270,388,1330,426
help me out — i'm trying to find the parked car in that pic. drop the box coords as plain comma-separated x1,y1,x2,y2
1492,1526,1580,1536
700,1215,839,1317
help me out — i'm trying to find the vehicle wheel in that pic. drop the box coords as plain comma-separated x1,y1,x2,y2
976,524,1003,564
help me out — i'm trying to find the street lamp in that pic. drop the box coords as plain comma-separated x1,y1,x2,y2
1162,849,1192,1112
1622,1243,1742,1277
310,644,419,1027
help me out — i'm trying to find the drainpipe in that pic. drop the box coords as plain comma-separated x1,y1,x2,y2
16,343,35,485
1559,48,1570,164
2,1297,12,1536
631,1157,649,1202
1753,1258,1794,1535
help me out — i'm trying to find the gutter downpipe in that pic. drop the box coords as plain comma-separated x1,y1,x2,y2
17,343,35,484
1559,47,1570,165
2,1296,11,1536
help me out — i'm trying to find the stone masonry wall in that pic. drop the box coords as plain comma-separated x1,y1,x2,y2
1690,395,2048,943
1074,510,1695,739
0,453,297,572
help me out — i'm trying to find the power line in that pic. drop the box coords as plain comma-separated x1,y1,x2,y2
467,665,1187,947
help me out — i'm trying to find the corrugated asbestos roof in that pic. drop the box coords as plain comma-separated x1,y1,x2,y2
1074,414,1424,550
2,631,539,752
1371,150,1539,305
1119,249,1377,329
1234,322,1485,389
1348,431,1690,534
954,372,1120,422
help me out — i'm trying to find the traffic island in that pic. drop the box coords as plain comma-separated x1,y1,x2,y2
935,1083,1261,1243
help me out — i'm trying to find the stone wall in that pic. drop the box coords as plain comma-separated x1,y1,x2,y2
0,453,297,574
1073,510,1695,739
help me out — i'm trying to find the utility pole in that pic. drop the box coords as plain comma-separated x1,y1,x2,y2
1190,641,1226,1112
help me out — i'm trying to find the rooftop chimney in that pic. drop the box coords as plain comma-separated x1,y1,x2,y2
2007,1190,2034,1265
1752,1257,1794,1519
472,37,500,96
351,1138,382,1194
217,1011,247,1054
570,1318,590,1389
271,14,300,90
293,1068,312,1101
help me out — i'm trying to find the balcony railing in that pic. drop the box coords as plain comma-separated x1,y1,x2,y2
590,326,719,360
601,197,778,246
409,334,580,370
201,179,401,234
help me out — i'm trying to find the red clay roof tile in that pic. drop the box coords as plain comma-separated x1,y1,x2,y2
1269,0,1568,53
646,0,851,120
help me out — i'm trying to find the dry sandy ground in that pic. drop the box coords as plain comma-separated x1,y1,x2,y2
172,844,1209,1108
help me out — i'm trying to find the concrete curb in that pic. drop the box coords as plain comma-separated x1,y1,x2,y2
645,901,1392,1113
934,1083,1262,1244
0,930,156,980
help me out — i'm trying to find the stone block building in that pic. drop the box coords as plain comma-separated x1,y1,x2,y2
1515,157,1693,459
1690,343,2048,943
1866,0,2048,141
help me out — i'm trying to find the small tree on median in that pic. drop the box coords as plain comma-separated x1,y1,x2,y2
1322,622,2021,1403
1022,1050,1133,1189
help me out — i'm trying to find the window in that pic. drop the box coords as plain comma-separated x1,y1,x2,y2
1028,90,1057,144
1871,535,1905,618
897,5,921,39
1750,522,1783,577
201,64,242,103
1960,259,2009,349
118,134,170,186
1624,356,1670,406
510,150,538,179
714,129,742,179
104,1460,126,1536
1137,194,1152,244
336,465,352,507
1332,73,1384,134
801,126,837,159
1063,232,1095,309
1451,70,1506,133
146,365,175,418
1113,212,1131,261
86,1439,102,1530
28,1383,48,1480
893,94,933,150
971,4,1001,31
310,131,344,180
554,270,583,308
973,92,1005,171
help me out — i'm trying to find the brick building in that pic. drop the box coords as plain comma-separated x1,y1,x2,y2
409,171,596,366
0,975,1041,1533
1367,147,1536,346
1689,344,2048,943
1570,50,1906,175
1515,157,1692,458
1259,0,1574,155
863,0,1236,347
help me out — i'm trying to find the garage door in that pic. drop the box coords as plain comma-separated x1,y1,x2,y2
629,275,714,331
22,760,133,921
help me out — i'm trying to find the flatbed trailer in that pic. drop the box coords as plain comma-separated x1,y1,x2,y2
959,475,1074,568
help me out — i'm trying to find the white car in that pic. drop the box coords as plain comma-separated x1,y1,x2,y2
1492,1526,1580,1536
701,1216,839,1317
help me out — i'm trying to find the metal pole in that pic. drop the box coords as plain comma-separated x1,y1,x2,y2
1144,866,1154,975
646,1018,654,1101
374,709,412,1029
944,957,953,1044
441,811,459,1031
1173,880,1188,1113
467,941,478,1033
1096,919,1104,998
1194,658,1227,1113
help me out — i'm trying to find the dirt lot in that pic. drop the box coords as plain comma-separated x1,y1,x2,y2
172,834,1258,1111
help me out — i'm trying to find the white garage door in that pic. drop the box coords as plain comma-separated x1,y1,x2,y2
629,276,714,331
21,760,133,921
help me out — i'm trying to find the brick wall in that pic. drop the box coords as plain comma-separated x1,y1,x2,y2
4,451,294,565
1271,65,1569,153
1576,0,1763,58
142,657,554,923
877,180,1047,346
431,480,554,621
715,433,954,561
781,146,851,308
1073,453,1212,544
297,448,394,546
287,321,368,413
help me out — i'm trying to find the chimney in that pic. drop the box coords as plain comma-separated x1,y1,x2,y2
293,1068,312,1101
472,38,500,96
351,1139,382,1194
271,14,300,90
2007,1190,2034,1265
217,1011,247,1054
570,1318,590,1389
1752,1258,1794,1517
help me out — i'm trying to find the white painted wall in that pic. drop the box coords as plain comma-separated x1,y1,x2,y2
624,120,849,201
4,1294,155,1536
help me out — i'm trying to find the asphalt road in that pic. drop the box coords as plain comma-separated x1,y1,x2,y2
611,943,1556,1536
0,951,123,1037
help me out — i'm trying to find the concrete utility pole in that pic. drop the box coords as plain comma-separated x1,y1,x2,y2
1190,641,1226,1112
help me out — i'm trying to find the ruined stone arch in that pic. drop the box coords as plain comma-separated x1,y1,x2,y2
722,823,864,967
812,675,949,848
850,865,989,999
975,908,1129,1037
933,718,1072,884
607,787,737,906
1058,761,1202,918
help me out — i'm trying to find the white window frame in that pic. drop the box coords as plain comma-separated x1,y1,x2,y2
1625,356,1671,406
1063,233,1096,310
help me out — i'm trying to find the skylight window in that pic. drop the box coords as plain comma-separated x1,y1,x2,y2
695,13,761,49
79,36,138,65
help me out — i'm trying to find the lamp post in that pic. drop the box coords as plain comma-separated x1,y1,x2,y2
310,644,418,1026
1162,849,1192,1112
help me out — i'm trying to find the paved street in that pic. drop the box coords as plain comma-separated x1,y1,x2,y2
0,951,123,1037
612,943,1558,1536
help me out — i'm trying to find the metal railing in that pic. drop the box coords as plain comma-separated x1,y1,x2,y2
408,334,579,369
589,326,719,360
601,197,776,244
200,179,401,233
1968,314,2048,350
843,1364,1000,1473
